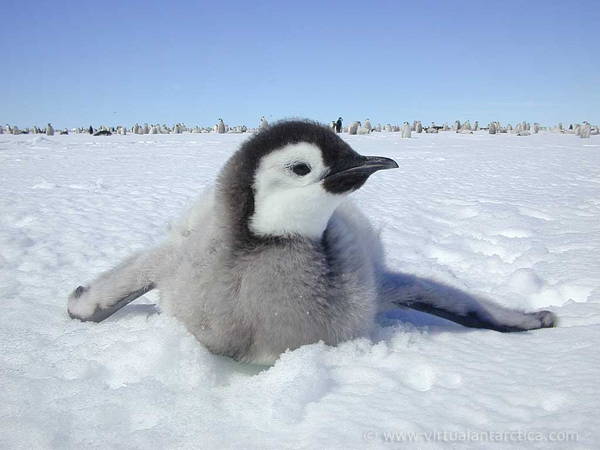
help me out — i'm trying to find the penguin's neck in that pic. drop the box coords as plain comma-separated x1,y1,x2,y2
248,184,344,240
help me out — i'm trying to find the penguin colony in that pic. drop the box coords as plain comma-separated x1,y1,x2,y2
3,118,598,137
67,120,557,364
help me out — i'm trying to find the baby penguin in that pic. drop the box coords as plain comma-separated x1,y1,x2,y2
68,120,556,364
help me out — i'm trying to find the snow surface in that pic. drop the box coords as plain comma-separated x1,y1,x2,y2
1,131,599,449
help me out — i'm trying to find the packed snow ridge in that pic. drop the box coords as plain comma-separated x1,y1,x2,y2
0,130,599,449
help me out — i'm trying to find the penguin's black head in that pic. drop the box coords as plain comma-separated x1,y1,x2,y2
217,120,397,241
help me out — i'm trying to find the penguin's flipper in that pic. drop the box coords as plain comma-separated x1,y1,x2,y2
393,297,556,332
379,272,557,332
67,246,168,322
68,283,155,322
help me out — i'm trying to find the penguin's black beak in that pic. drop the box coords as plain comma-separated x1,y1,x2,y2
353,156,399,173
323,155,398,194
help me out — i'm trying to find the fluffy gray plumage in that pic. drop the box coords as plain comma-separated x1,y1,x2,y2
68,120,557,364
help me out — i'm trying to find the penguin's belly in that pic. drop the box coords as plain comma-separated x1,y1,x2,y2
161,229,378,364
234,244,378,364
163,257,376,364
246,294,376,365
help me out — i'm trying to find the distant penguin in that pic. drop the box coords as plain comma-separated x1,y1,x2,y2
260,116,269,130
46,123,54,136
514,122,523,134
442,123,449,131
364,119,372,131
93,129,112,136
489,122,497,134
453,120,461,131
335,117,343,133
357,121,370,135
533,123,540,134
401,122,411,138
216,118,226,134
415,121,423,133
580,122,591,138
150,125,159,134
348,121,359,135
68,120,556,364
376,124,382,132
473,121,479,131
384,124,392,132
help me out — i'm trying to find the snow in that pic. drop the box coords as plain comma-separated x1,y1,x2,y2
1,130,599,449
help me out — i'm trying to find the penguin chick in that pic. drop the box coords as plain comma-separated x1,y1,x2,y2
68,120,557,364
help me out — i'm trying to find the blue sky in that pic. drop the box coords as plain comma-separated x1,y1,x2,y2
1,0,598,128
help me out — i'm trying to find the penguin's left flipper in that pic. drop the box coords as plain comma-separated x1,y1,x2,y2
397,299,556,332
379,272,557,332
68,283,155,322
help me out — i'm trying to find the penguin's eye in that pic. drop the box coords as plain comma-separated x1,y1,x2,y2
290,162,311,176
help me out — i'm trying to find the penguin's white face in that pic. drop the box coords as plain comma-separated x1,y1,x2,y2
250,142,347,239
